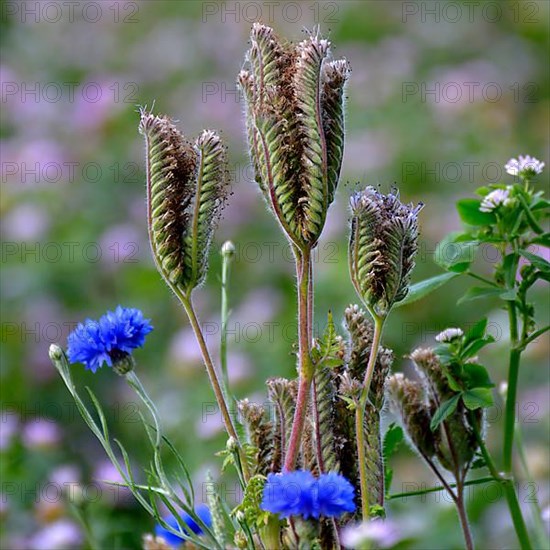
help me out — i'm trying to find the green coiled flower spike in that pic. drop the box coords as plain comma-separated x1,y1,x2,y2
239,24,350,250
349,186,422,318
139,109,229,297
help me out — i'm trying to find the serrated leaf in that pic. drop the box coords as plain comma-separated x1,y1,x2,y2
457,198,497,226
457,287,503,305
430,394,461,430
397,272,460,307
463,363,494,389
462,388,494,409
520,249,550,273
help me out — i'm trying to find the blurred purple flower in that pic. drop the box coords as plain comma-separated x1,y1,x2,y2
28,520,82,550
98,223,142,272
50,465,81,487
22,418,61,449
342,519,403,549
1,203,50,241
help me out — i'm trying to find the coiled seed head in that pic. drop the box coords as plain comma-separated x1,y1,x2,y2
139,110,229,296
349,187,422,317
387,373,437,458
239,24,350,250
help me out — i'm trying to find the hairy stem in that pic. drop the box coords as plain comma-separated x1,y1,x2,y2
220,247,232,393
515,422,549,548
470,410,533,549
356,314,385,519
504,301,520,472
285,250,313,471
456,484,474,550
179,293,250,481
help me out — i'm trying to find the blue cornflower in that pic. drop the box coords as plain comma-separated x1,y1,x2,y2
316,471,356,517
155,504,212,545
67,306,153,373
261,470,355,519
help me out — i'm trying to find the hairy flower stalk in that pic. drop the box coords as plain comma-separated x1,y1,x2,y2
139,110,247,476
239,24,350,472
348,187,421,520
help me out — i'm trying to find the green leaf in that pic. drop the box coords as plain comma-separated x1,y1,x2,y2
475,186,493,197
501,253,519,288
530,233,550,248
383,423,404,492
435,235,479,273
434,344,454,365
461,336,495,359
463,363,494,389
457,199,497,226
462,388,494,410
499,289,517,301
464,318,487,343
531,198,550,211
520,249,550,273
444,370,463,392
383,423,404,459
397,272,460,307
470,456,487,469
457,287,503,305
430,394,461,431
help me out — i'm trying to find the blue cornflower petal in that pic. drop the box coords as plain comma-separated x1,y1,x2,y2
316,471,356,517
155,504,212,545
67,306,153,372
261,471,317,518
261,470,355,520
67,320,112,373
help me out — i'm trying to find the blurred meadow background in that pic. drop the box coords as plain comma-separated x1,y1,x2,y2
1,1,549,548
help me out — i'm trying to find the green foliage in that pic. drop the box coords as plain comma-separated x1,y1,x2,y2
382,423,404,493
398,272,460,306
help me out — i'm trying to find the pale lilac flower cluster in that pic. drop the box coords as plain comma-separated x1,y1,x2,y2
505,155,545,177
435,327,464,343
479,188,514,213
